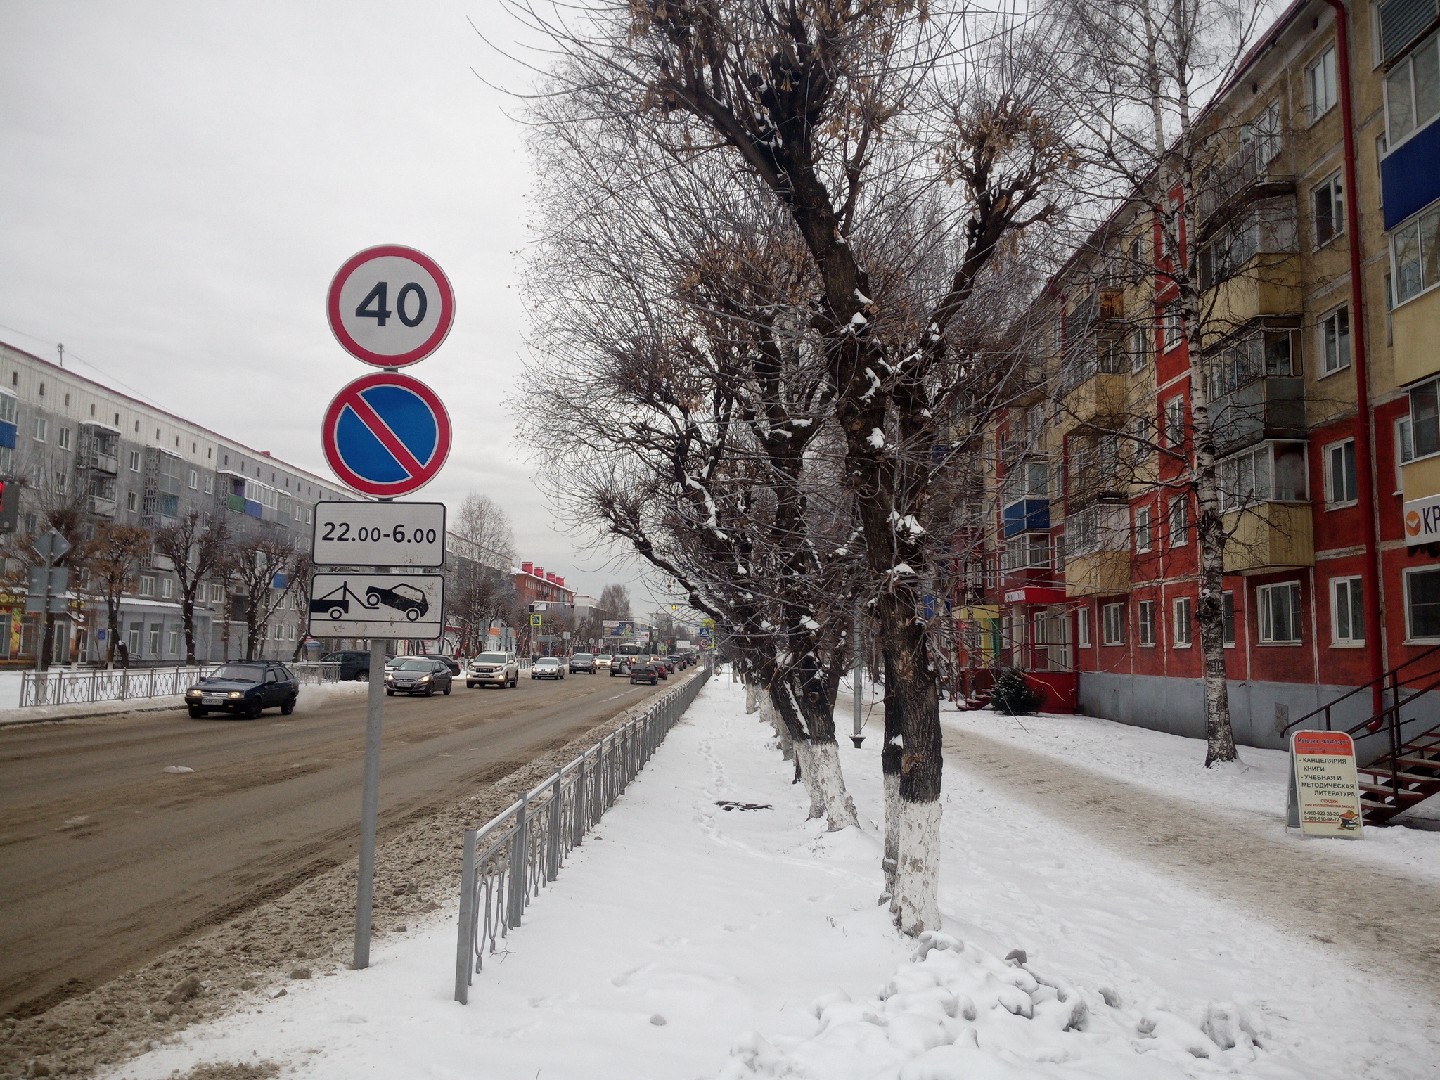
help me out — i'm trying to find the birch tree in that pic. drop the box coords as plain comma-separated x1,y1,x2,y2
1046,0,1274,765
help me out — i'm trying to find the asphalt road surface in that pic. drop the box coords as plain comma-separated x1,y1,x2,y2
0,668,660,1019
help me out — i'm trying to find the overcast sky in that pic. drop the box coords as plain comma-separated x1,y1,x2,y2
0,1,670,612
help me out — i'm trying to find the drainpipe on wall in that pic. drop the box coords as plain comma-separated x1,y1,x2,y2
1325,0,1387,718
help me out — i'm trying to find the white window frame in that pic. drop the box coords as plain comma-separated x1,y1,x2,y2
1312,171,1345,248
57,426,71,451
1324,438,1358,507
138,575,156,598
1396,415,1416,493
1102,602,1125,645
1134,505,1153,553
1308,44,1339,121
129,450,141,472
33,416,47,443
1405,565,1440,642
1384,29,1440,149
1391,203,1440,306
1162,303,1183,351
1173,596,1193,647
1331,575,1365,646
1164,396,1186,448
1257,581,1303,644
1137,599,1156,647
1077,606,1092,648
1410,377,1440,460
1168,495,1189,547
1318,307,1351,377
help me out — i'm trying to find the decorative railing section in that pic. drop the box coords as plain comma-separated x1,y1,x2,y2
455,664,710,1003
18,661,341,708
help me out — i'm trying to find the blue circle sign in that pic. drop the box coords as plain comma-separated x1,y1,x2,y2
321,372,452,497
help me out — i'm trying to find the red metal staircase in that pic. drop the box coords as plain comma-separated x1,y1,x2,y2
1283,644,1440,825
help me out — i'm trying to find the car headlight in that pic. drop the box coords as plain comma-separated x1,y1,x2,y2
186,689,200,699
229,691,243,700
419,675,431,683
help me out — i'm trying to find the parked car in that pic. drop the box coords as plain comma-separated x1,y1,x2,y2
321,649,374,681
532,656,566,680
569,652,596,674
629,660,659,686
468,651,519,688
423,653,462,676
594,654,613,674
385,656,453,696
185,661,299,719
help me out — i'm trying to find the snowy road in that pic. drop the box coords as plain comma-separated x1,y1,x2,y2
942,722,1440,1006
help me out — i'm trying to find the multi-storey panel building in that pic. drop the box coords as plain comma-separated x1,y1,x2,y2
976,0,1440,747
0,340,355,664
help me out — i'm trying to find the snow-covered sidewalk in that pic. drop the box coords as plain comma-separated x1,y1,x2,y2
102,676,1440,1080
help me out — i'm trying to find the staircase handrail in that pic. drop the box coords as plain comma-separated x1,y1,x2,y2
1280,641,1440,737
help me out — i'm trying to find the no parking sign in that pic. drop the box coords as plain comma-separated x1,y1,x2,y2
321,371,451,498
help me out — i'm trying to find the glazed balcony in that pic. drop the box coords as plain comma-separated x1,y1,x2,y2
1202,324,1305,456
1194,143,1295,237
1062,500,1130,597
1221,502,1314,573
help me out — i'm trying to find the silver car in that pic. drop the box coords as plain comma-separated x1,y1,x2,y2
467,651,519,688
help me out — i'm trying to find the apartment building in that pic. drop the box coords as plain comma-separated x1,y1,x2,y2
0,340,355,665
974,0,1440,748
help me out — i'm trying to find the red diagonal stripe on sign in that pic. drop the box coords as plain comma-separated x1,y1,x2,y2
339,384,427,478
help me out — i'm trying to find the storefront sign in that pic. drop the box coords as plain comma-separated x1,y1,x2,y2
1403,492,1440,543
1286,730,1364,838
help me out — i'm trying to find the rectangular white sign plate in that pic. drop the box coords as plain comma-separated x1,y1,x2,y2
308,572,444,637
312,501,446,568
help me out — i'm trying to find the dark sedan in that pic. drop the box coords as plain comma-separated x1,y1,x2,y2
185,661,299,719
629,661,659,686
385,657,453,696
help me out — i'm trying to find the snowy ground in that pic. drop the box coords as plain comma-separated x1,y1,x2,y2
98,674,1440,1080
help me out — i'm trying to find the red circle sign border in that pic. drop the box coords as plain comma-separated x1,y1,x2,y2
327,244,455,368
321,371,453,498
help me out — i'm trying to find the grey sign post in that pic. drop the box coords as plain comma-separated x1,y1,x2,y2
28,530,73,687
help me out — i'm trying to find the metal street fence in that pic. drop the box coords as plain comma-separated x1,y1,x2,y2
455,663,710,1003
18,661,341,708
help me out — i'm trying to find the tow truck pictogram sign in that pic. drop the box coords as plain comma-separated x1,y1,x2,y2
308,572,443,638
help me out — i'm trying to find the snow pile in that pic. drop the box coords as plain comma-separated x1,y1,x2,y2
719,930,1271,1080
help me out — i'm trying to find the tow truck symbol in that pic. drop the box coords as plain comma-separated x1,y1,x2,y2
310,581,430,621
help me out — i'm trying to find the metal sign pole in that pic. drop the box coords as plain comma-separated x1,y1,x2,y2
353,632,388,968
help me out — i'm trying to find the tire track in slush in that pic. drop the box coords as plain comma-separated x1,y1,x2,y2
942,725,1440,1006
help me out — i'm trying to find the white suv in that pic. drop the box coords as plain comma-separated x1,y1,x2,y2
467,651,518,688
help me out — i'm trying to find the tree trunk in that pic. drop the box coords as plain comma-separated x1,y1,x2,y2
876,602,943,933
770,673,858,831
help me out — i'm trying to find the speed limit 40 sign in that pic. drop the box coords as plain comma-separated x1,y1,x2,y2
327,244,455,367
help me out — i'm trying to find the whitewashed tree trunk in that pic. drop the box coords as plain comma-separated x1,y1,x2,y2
792,741,826,820
892,797,942,934
881,768,901,904
745,679,761,715
806,741,858,831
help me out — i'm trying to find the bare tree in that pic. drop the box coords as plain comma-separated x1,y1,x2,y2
85,523,152,667
512,0,1071,931
1044,0,1283,765
152,510,233,664
230,529,306,661
598,584,631,622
